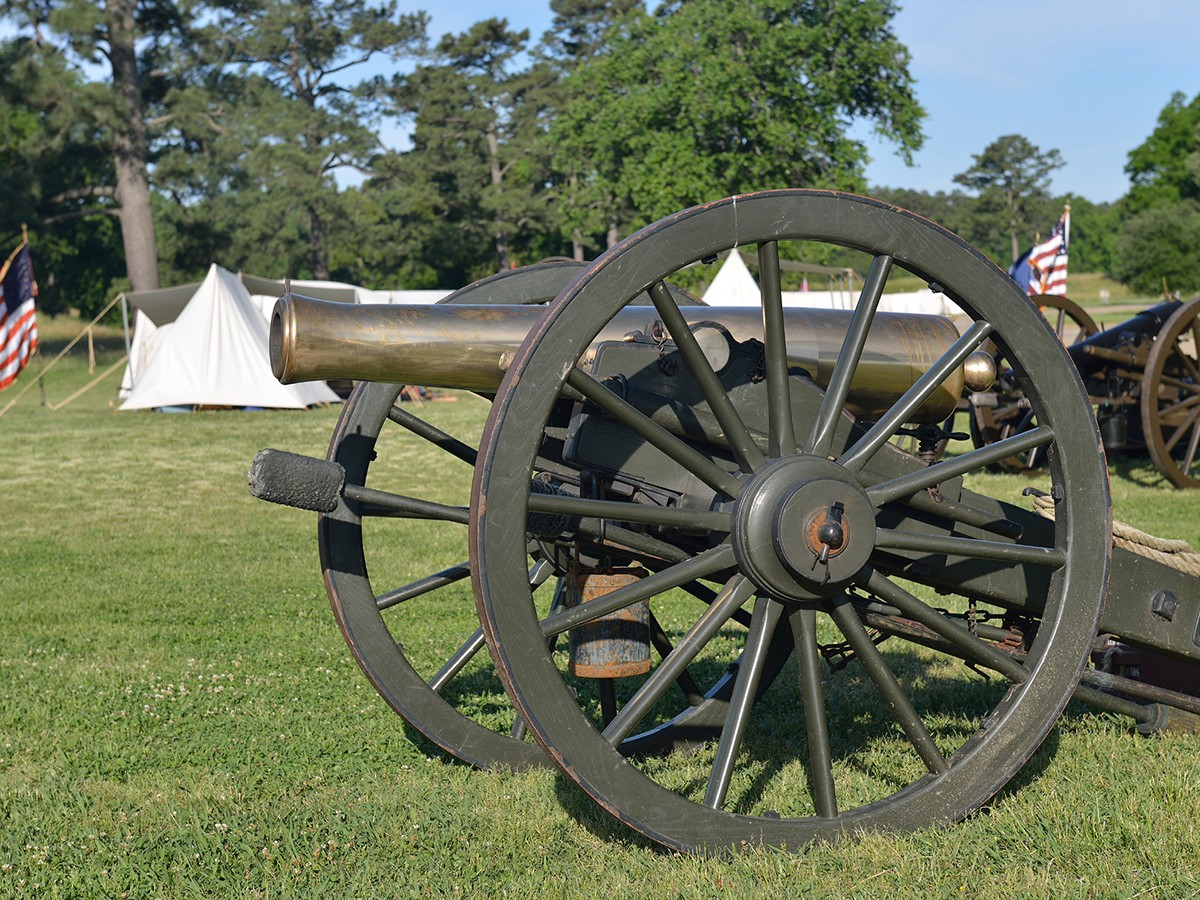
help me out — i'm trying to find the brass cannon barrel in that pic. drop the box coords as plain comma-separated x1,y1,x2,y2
271,294,968,421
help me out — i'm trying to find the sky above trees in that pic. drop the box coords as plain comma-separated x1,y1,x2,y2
401,0,1200,204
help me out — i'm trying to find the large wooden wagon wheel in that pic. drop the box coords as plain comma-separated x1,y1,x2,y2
471,191,1110,852
1141,295,1200,488
968,294,1099,471
319,262,786,769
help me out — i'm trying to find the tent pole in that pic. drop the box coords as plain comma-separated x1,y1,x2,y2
46,355,128,411
120,292,131,360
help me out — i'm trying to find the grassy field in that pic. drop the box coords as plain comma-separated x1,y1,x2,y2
2,336,1200,898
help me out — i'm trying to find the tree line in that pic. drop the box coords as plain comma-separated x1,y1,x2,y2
1,0,1197,319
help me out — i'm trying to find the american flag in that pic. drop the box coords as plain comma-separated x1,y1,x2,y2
1026,208,1070,296
1,242,39,390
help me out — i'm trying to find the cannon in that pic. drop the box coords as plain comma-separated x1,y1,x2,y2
250,190,1200,854
969,292,1200,487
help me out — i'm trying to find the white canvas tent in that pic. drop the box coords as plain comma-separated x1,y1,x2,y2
238,273,450,306
702,250,761,306
701,251,963,316
120,264,339,410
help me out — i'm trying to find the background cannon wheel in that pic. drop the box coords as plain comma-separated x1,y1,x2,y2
1036,294,1100,345
1141,295,1200,488
472,191,1110,852
968,294,1099,471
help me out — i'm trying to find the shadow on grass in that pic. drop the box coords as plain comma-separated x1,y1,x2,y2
984,722,1060,805
531,642,1087,847
1108,455,1173,490
550,774,673,854
389,620,1107,851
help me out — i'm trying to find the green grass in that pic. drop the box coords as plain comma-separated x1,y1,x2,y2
2,341,1200,897
1063,272,1153,308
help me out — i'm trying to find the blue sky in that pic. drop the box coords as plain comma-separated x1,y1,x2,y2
399,0,1200,204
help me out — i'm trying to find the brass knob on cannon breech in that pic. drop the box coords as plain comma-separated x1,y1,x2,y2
270,293,970,423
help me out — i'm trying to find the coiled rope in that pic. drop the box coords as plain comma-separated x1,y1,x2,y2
1031,492,1200,578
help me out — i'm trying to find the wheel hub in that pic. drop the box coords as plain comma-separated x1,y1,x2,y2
732,456,875,600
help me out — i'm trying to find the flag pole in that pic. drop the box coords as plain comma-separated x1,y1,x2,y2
0,226,29,280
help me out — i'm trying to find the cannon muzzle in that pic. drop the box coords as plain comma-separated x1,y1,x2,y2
270,293,968,422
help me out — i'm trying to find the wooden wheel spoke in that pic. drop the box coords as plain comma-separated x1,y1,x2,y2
377,561,472,610
1163,405,1200,455
873,528,1065,569
1168,344,1200,385
387,403,478,466
758,241,796,458
649,281,764,473
838,321,994,474
1170,409,1200,475
679,579,753,628
318,269,592,774
787,605,837,818
567,368,743,498
863,570,1028,683
428,628,487,694
539,545,736,637
603,576,755,745
807,254,894,458
528,492,731,533
704,595,785,809
528,558,556,588
1052,308,1067,337
470,563,565,725
349,483,469,523
1154,373,1200,397
873,424,1051,508
867,426,1054,506
1184,420,1200,476
827,598,948,776
646,611,706,706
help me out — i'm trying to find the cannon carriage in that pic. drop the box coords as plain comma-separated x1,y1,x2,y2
968,292,1200,488
250,190,1200,854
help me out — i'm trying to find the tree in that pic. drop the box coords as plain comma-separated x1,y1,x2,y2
953,134,1064,265
0,0,185,291
540,0,643,61
537,0,643,258
1112,91,1200,293
869,186,976,242
373,18,557,282
1123,90,1200,214
1114,201,1200,295
179,0,427,280
0,37,127,315
551,0,924,249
